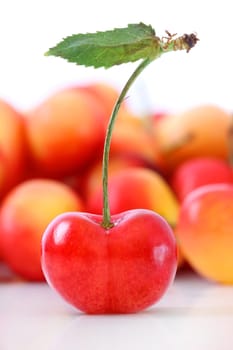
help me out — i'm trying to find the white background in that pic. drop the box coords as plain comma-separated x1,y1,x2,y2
0,0,232,115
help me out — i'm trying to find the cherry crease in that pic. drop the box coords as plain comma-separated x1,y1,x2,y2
41,208,177,314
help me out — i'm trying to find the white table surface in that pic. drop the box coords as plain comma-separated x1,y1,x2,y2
1,266,233,350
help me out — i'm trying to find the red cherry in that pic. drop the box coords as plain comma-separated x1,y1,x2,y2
41,209,177,314
40,31,191,314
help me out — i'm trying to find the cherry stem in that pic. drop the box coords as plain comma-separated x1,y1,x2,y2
100,32,199,229
101,58,152,229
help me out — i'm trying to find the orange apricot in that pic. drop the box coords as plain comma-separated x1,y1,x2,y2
24,87,106,178
154,105,232,173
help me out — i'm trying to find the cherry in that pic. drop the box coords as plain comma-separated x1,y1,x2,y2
41,209,176,314
40,27,188,314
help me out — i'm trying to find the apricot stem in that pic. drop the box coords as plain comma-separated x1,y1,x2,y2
101,58,152,229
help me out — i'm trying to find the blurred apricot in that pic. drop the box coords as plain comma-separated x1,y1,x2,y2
110,110,164,168
24,87,106,178
0,99,27,198
154,105,232,173
170,156,233,202
0,179,84,281
80,82,126,123
87,167,179,228
79,154,157,200
175,183,233,284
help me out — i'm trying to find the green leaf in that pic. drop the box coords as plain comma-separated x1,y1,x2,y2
45,23,162,68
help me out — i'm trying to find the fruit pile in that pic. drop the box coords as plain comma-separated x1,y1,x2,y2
0,81,232,287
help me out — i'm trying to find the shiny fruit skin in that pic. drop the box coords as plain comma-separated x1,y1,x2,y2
175,183,233,284
0,179,84,281
41,209,177,314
